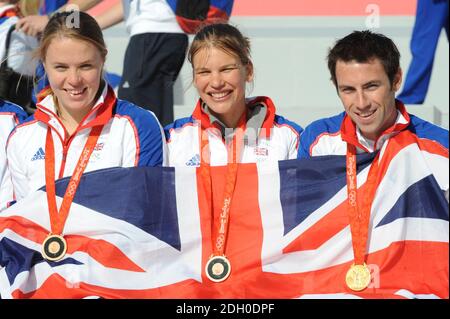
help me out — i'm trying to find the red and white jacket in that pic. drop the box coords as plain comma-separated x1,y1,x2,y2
164,96,303,166
4,85,166,205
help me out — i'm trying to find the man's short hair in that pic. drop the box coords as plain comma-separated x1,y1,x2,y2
327,30,401,87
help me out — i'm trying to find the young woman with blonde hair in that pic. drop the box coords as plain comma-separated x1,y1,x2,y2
3,11,166,233
165,23,303,167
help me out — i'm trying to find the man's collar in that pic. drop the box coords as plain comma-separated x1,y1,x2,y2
341,100,410,152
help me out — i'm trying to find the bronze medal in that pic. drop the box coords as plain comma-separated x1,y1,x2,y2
43,126,102,264
205,255,231,283
345,263,371,291
42,234,67,261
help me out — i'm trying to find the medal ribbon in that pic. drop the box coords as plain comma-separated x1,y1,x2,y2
346,144,381,265
45,125,103,236
199,115,247,258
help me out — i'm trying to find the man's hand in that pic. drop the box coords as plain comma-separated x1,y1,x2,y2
16,15,49,37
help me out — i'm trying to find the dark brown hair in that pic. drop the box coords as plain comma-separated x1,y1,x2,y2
327,30,400,87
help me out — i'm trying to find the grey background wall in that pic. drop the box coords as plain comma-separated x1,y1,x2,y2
103,16,449,129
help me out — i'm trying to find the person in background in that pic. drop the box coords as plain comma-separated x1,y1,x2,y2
2,11,166,209
299,30,448,158
397,0,449,104
15,0,101,36
0,0,38,75
0,99,26,211
95,0,188,126
0,0,39,110
165,23,303,167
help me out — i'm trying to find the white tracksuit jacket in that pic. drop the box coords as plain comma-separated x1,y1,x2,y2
164,96,303,166
4,85,166,206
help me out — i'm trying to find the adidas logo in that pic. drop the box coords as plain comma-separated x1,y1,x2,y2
122,81,130,88
185,154,200,166
31,147,45,161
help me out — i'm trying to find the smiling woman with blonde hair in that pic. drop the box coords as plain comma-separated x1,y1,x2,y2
164,23,303,283
165,23,303,167
3,11,166,255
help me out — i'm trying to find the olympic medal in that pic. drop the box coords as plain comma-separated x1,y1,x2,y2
42,234,67,261
346,263,371,291
205,255,231,282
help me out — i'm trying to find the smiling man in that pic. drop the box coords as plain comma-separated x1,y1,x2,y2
299,30,448,157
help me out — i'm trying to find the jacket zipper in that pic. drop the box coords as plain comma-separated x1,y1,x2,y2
58,136,73,179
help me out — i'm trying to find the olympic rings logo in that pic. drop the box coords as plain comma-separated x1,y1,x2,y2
215,234,225,250
348,190,357,207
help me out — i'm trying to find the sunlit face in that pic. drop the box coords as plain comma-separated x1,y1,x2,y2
43,36,104,119
335,58,402,140
193,46,253,128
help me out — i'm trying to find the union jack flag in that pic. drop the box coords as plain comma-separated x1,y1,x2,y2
0,130,448,298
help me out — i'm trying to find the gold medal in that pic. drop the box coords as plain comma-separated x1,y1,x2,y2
42,234,67,261
205,255,231,282
345,263,371,291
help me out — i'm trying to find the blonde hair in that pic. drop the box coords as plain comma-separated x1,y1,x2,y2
36,11,107,101
188,23,252,68
18,0,40,16
38,11,107,62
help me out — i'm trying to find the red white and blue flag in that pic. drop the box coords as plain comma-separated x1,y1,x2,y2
0,130,448,298
166,0,234,34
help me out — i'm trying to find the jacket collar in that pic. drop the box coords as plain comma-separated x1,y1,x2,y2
0,5,18,18
191,96,277,138
340,99,410,152
34,84,116,139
